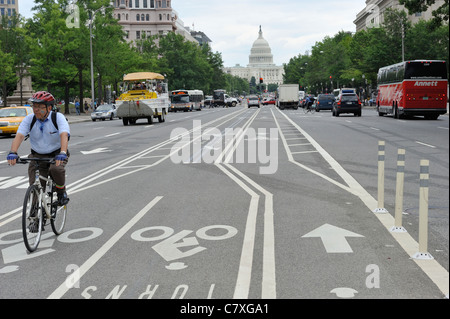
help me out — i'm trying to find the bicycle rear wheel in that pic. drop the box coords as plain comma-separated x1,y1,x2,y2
22,185,43,252
51,199,67,235
310,107,316,114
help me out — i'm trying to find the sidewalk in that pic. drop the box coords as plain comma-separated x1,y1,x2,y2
63,112,92,124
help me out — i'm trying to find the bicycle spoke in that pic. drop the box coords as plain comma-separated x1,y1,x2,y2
51,202,67,235
22,185,43,252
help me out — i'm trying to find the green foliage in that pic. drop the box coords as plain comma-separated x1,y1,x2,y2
283,13,448,95
3,0,227,107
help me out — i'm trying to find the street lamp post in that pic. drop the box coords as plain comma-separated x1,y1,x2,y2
89,11,95,111
89,7,104,110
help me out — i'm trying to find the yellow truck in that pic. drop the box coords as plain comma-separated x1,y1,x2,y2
116,72,169,125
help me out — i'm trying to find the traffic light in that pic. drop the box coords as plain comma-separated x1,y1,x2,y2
260,77,263,84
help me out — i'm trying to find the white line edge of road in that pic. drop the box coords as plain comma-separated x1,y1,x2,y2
47,196,163,299
276,108,449,298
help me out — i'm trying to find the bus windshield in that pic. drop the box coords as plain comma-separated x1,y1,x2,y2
171,95,189,103
405,61,448,80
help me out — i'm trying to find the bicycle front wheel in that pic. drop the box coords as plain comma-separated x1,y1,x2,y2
51,201,67,235
22,185,43,252
303,106,309,114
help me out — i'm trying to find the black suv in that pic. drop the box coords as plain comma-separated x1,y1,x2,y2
332,93,362,117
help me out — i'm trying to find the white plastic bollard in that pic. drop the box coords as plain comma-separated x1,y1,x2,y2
412,160,433,260
390,149,407,232
373,141,388,214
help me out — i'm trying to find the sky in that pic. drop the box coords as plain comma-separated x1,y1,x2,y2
17,0,367,67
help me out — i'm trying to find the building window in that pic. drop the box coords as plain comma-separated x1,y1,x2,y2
141,14,144,21
125,31,129,39
143,0,147,8
159,14,162,20
136,31,141,39
129,0,132,8
146,14,149,21
135,0,139,8
136,14,140,21
150,0,155,7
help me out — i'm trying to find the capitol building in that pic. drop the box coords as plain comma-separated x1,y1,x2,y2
224,26,284,86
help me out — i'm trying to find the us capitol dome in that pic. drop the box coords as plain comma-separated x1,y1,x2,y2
224,26,284,86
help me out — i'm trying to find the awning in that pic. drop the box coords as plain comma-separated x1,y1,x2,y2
123,72,165,81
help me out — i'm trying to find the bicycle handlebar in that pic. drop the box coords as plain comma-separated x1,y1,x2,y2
17,157,56,165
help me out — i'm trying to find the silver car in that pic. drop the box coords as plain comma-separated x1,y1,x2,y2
247,95,260,108
91,104,117,121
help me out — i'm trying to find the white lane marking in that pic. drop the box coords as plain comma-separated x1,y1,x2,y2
48,196,163,299
105,133,121,137
216,164,259,299
276,108,449,298
415,141,436,148
225,164,276,299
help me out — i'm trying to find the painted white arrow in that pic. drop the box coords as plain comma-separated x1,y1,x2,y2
302,224,364,253
80,148,111,155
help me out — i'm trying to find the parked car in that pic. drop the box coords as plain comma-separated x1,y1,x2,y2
247,95,260,108
332,93,361,117
314,94,335,112
91,104,117,121
0,106,33,136
262,98,276,105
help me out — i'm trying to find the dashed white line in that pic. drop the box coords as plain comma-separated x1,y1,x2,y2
415,141,436,148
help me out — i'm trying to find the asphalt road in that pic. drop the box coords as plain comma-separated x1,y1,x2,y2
0,104,448,302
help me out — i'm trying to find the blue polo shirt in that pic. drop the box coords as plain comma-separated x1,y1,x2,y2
17,112,70,154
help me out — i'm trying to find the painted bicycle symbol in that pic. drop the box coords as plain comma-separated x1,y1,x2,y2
130,225,238,270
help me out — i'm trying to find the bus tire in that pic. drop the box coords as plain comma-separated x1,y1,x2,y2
123,118,129,126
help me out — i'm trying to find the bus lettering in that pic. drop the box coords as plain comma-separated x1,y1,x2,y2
413,81,438,87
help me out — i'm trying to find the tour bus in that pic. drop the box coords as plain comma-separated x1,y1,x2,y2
376,60,448,120
187,90,204,111
170,90,191,112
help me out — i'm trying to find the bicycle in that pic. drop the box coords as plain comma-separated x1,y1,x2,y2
18,157,68,252
303,103,316,114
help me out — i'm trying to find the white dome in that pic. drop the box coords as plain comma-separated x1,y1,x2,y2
248,26,274,67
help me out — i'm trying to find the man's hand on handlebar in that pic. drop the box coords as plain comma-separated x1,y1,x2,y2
54,151,67,166
7,152,18,166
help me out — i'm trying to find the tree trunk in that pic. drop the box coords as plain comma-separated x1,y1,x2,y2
64,83,70,115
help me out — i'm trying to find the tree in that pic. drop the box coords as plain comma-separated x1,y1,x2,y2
0,49,16,107
283,53,310,87
405,19,449,61
26,0,81,114
0,13,32,107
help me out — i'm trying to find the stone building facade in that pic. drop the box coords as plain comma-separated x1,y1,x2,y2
0,0,18,18
112,0,196,43
354,0,446,32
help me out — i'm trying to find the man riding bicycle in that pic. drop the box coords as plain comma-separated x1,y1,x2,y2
6,91,70,206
